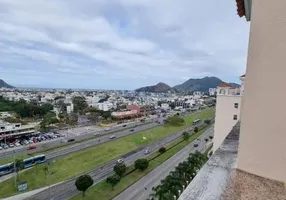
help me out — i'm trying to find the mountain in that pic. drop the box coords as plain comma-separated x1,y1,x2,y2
0,79,14,88
135,82,173,93
173,76,239,92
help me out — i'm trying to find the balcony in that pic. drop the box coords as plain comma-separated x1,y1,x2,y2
178,122,286,200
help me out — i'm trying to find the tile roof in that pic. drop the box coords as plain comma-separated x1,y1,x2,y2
217,82,232,87
235,0,246,17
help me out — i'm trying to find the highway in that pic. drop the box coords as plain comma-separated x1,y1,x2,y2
0,118,161,160
114,125,214,200
25,122,211,200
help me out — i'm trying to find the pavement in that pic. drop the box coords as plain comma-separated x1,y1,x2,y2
22,122,208,200
113,125,214,200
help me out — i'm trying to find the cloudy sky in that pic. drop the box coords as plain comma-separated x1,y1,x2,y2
0,0,250,90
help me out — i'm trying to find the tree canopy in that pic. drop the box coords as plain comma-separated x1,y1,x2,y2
72,96,88,113
75,174,94,197
0,96,53,118
134,159,149,171
106,174,121,190
165,116,185,126
113,163,126,177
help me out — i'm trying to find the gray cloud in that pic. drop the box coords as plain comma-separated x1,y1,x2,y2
0,0,250,89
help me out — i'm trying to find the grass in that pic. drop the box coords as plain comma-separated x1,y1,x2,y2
0,109,214,198
69,125,210,200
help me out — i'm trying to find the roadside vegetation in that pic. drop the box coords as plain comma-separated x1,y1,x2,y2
0,109,214,198
70,121,213,200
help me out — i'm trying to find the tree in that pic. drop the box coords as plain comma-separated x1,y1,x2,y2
72,96,88,113
113,163,126,177
159,147,166,154
75,174,94,197
182,132,190,141
106,174,121,190
194,127,199,133
204,119,211,125
134,159,149,171
15,159,24,180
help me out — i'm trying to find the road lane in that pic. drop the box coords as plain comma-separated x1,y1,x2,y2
114,125,214,200
25,123,213,200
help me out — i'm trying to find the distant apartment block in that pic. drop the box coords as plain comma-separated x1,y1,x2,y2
213,75,245,151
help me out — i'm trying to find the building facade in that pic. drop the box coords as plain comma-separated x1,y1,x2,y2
213,76,245,151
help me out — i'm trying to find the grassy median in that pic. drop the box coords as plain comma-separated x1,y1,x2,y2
0,109,214,198
69,124,212,200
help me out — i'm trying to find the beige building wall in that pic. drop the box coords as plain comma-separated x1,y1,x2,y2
238,0,286,183
214,95,241,151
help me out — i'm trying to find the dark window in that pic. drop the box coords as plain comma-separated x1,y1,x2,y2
234,103,239,108
233,115,238,120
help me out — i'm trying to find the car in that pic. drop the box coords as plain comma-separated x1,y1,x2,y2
157,122,161,124
94,133,100,136
0,146,2,150
144,149,150,155
130,129,135,132
105,128,110,131
209,136,213,139
27,145,36,150
109,135,116,139
67,138,75,142
15,142,21,147
122,124,127,127
8,143,14,148
3,144,9,149
194,144,199,147
117,158,124,164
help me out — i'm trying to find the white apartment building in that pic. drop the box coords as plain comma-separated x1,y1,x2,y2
96,102,114,111
213,75,245,151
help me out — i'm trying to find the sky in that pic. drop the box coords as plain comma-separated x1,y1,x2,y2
0,0,250,90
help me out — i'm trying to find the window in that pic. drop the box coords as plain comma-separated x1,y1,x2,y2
233,115,238,120
234,103,239,108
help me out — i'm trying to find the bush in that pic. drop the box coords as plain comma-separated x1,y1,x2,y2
194,127,199,133
159,147,166,154
135,159,149,171
113,163,126,177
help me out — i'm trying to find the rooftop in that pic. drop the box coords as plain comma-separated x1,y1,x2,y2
178,122,286,200
217,82,232,88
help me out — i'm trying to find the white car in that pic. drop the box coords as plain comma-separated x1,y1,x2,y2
15,143,21,147
109,135,116,139
117,158,124,164
94,133,100,136
0,146,3,150
144,149,150,155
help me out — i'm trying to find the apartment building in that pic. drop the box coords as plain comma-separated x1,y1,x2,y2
213,75,244,151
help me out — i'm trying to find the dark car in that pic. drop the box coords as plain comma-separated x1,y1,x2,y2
194,144,199,147
67,138,75,142
130,129,134,132
123,125,127,127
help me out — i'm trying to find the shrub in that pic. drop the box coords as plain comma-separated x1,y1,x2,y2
134,159,149,171
113,163,126,177
194,127,199,133
159,147,166,154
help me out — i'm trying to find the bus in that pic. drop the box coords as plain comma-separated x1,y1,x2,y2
192,119,201,126
0,163,14,176
23,154,46,168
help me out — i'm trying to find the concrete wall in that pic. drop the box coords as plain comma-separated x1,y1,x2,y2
214,95,241,151
238,0,286,183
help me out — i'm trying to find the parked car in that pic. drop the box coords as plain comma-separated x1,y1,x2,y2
3,144,9,149
8,143,14,148
0,146,3,150
194,144,199,147
117,158,124,163
27,145,36,150
109,135,116,139
15,142,21,147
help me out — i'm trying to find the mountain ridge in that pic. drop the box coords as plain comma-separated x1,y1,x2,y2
136,76,240,93
0,79,14,88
